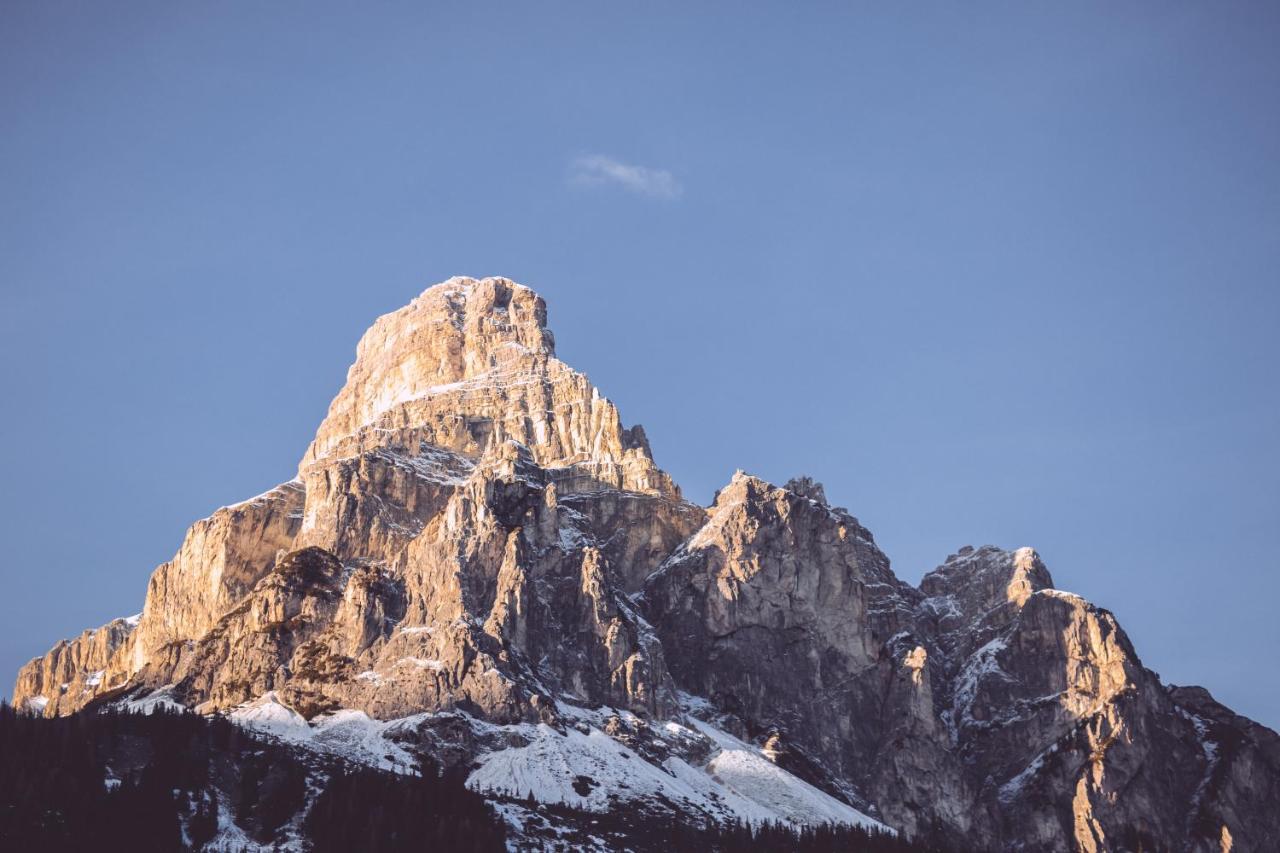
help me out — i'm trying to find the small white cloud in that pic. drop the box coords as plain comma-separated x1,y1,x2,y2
569,154,682,200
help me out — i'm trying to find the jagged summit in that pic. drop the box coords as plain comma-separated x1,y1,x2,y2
920,544,1054,611
13,279,1278,852
302,276,677,498
783,475,828,505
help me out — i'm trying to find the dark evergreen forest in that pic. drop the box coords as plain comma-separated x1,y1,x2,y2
0,703,955,852
0,703,503,852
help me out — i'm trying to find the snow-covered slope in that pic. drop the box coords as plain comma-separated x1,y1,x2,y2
218,691,886,833
229,693,424,772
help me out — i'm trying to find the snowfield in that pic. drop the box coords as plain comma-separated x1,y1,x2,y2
467,711,886,830
229,693,425,772
685,717,885,829
213,690,888,833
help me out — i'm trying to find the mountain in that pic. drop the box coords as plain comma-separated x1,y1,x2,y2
13,276,1279,851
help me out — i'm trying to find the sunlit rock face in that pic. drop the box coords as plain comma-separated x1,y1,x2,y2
135,481,306,668
301,276,678,498
13,277,1279,852
12,615,139,719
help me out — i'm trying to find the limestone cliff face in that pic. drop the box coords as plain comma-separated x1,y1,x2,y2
300,276,676,498
136,480,306,666
13,276,1278,852
143,442,678,724
13,615,138,717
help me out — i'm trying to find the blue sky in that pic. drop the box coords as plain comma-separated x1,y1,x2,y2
2,2,1278,727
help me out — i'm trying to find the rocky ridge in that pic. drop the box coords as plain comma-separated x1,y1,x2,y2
13,276,1278,852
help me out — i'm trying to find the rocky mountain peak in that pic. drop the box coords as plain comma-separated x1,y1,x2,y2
302,277,550,466
783,475,827,504
920,544,1055,616
301,276,678,498
12,278,1279,853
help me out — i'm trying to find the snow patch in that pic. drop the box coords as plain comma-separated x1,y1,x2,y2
917,595,960,621
229,692,311,738
229,693,424,772
119,686,186,715
1175,704,1222,825
686,717,887,831
1037,588,1085,602
218,478,303,513
378,445,475,486
557,524,586,551
948,636,1011,737
205,791,265,852
999,742,1059,803
468,704,887,831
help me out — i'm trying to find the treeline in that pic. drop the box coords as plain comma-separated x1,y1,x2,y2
0,702,505,852
1,701,210,850
659,819,952,852
614,816,947,852
518,797,961,852
306,764,506,852
1,701,960,852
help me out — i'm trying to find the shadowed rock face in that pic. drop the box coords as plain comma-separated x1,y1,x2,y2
642,473,918,789
13,276,1278,852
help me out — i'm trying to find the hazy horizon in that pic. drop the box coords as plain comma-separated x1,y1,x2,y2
2,2,1277,729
